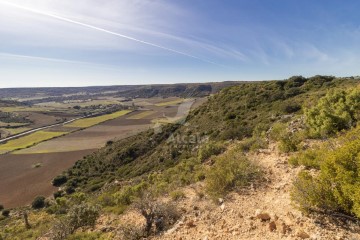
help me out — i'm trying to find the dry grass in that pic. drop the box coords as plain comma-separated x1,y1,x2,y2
0,131,66,154
1,127,31,136
66,110,132,128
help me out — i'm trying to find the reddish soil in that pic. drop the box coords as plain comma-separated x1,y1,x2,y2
0,149,95,208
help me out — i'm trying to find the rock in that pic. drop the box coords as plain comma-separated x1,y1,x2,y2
269,221,277,232
281,222,291,235
220,204,225,211
297,230,310,239
256,213,271,221
186,220,196,228
269,212,279,221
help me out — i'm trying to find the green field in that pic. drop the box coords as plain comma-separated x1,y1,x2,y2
154,99,184,106
0,131,66,154
127,111,155,119
66,110,132,128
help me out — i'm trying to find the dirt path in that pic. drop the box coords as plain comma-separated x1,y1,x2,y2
102,143,359,240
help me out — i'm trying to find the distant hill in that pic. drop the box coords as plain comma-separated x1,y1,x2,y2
0,81,244,104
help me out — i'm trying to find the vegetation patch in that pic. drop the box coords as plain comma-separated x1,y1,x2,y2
305,87,360,138
127,111,155,119
155,99,184,106
0,131,67,154
205,146,261,199
291,126,360,218
66,110,132,128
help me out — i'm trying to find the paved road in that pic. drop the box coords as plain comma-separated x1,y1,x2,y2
0,116,84,144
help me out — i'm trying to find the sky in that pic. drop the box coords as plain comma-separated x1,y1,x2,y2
0,0,360,88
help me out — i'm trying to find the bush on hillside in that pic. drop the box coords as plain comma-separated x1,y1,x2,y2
305,88,360,137
205,147,260,199
237,137,268,152
0,205,3,211
52,175,68,187
1,209,9,217
291,128,360,218
269,122,304,153
170,190,186,201
278,131,304,153
50,203,100,240
134,194,180,236
288,148,324,169
32,196,46,209
198,141,225,162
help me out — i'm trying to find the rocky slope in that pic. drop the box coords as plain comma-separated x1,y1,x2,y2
91,143,360,240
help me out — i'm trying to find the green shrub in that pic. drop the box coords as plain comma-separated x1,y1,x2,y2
289,148,324,169
278,131,303,153
291,171,338,213
305,88,360,137
283,103,301,114
1,209,9,217
0,205,3,211
237,137,268,152
32,196,46,209
269,122,287,142
113,182,148,207
170,190,186,201
50,203,100,239
198,141,225,162
292,129,360,218
205,147,260,199
53,191,63,199
67,203,100,230
89,183,103,192
52,175,68,187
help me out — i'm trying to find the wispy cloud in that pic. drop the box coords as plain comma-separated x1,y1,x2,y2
0,0,227,67
0,52,93,65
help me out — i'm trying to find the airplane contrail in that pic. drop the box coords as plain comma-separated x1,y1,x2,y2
0,0,224,67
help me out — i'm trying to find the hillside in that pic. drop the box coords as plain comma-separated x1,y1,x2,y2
1,76,360,240
0,82,242,104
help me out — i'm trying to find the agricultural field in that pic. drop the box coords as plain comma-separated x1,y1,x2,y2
127,110,155,119
0,122,29,127
0,127,30,136
0,131,67,154
154,98,185,106
0,96,206,207
0,149,95,207
66,110,132,128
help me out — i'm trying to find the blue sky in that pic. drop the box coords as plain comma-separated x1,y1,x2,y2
0,0,359,88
